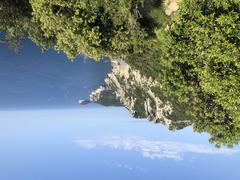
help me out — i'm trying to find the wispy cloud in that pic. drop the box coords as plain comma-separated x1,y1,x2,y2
104,161,147,173
75,136,239,160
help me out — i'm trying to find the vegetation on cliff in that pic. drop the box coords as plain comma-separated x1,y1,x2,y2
157,0,240,148
127,0,240,148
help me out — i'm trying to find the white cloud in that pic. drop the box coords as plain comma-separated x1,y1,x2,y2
105,162,147,173
75,136,239,160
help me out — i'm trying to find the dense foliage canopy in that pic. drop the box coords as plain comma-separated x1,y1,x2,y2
1,0,154,59
30,0,149,59
156,0,240,147
0,0,31,50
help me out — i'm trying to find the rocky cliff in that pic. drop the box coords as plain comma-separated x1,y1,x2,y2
90,60,191,131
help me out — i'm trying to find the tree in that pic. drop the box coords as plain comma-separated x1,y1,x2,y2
156,0,240,147
0,0,32,51
29,0,147,59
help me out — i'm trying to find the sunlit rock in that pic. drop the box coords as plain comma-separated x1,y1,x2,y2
90,60,191,131
78,99,91,105
164,0,181,16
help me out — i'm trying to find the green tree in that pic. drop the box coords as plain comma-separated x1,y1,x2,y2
29,0,147,59
157,0,240,147
0,0,32,51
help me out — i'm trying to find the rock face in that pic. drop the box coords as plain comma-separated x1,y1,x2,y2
90,86,122,107
164,0,181,16
90,60,191,131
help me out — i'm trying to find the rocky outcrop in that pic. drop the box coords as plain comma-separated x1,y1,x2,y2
90,86,122,107
90,60,191,131
164,0,181,16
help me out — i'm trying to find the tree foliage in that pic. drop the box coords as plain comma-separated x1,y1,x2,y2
157,0,240,147
0,0,32,50
29,0,148,59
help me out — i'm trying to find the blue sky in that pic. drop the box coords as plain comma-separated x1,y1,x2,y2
0,39,111,110
0,107,239,180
